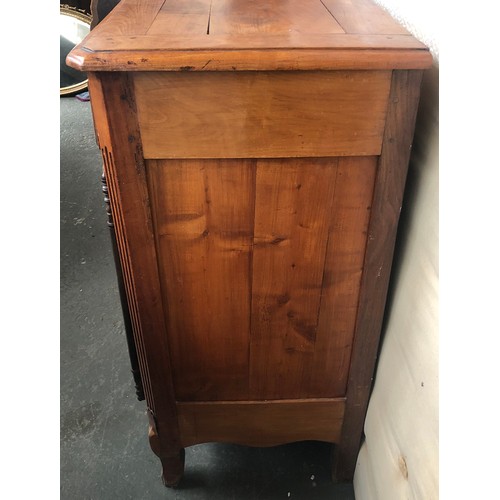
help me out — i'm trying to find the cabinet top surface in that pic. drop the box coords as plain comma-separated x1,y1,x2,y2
67,0,432,71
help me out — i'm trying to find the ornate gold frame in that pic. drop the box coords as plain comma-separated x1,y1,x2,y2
60,5,92,96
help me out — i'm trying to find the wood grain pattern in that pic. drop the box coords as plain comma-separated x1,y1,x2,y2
66,0,432,72
68,45,432,72
101,171,145,401
147,0,212,35
134,71,392,159
147,159,255,401
88,75,156,411
332,70,424,482
83,33,427,52
90,0,411,36
88,0,165,36
250,158,338,398
321,0,410,35
146,157,376,403
306,156,377,396
146,0,345,36
87,71,183,464
209,0,344,34
177,398,346,447
75,0,428,488
249,157,376,399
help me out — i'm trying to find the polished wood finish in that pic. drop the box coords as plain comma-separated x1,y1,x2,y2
90,0,166,35
134,71,391,158
68,40,431,72
208,0,344,35
68,0,431,487
147,159,254,402
331,69,424,482
68,45,431,72
87,73,183,483
249,157,377,399
66,0,432,72
321,0,410,34
148,409,185,487
101,171,145,401
147,157,376,403
177,399,346,447
90,1,147,402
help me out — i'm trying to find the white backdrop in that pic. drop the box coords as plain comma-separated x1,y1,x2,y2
353,1,439,498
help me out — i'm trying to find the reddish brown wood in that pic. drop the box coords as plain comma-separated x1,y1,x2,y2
67,45,432,72
134,71,391,159
78,0,422,41
146,159,255,401
321,0,410,35
247,157,377,401
101,171,144,401
66,0,432,72
91,0,147,402
145,157,377,403
87,72,184,484
310,156,378,396
146,0,213,35
247,157,376,399
331,69,424,482
249,158,338,399
89,0,165,35
69,0,430,488
208,0,345,34
177,398,346,447
148,409,185,487
80,33,427,52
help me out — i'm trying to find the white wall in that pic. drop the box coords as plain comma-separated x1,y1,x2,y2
353,1,439,498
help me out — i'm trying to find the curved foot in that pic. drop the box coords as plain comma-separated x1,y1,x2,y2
161,448,185,488
148,412,185,487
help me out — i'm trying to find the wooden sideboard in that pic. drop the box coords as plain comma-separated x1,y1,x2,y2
67,0,432,487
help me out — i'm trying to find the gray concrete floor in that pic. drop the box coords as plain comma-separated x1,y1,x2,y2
60,95,356,500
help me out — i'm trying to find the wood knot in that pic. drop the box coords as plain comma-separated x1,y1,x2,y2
277,293,290,305
270,236,286,245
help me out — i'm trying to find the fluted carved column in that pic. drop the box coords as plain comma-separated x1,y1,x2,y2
101,171,145,401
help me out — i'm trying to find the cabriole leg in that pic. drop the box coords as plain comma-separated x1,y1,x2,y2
147,411,185,487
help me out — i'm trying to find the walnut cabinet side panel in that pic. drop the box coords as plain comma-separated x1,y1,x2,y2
146,157,377,402
87,69,424,485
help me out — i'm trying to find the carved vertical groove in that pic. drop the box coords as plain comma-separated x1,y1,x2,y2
88,72,183,481
100,146,155,412
101,170,145,401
